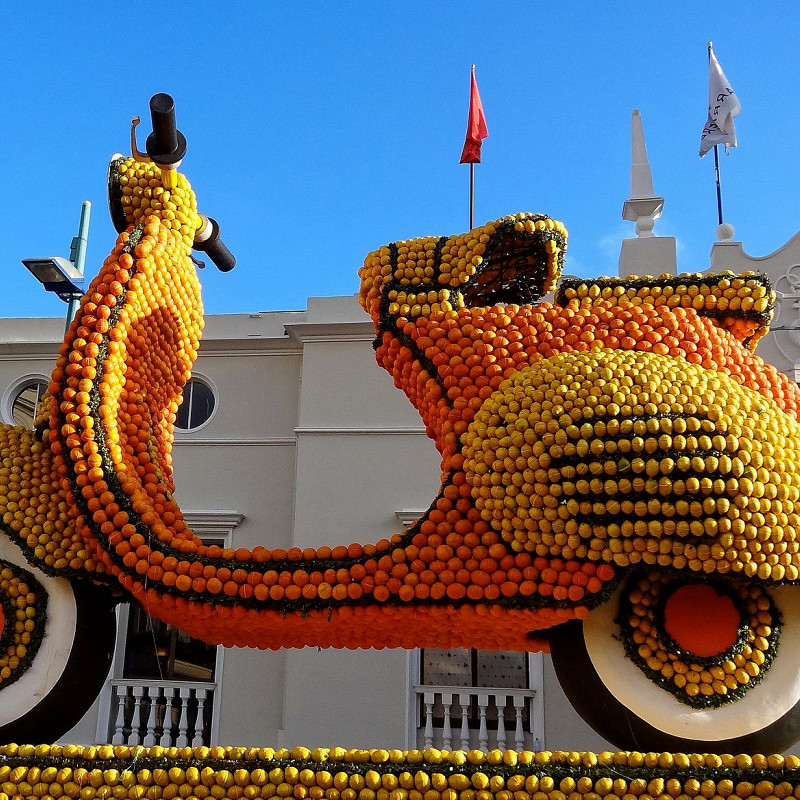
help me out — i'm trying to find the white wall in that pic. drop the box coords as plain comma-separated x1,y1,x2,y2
0,302,638,751
280,648,411,749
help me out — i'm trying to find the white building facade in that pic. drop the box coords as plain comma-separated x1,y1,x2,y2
7,253,800,752
0,299,603,752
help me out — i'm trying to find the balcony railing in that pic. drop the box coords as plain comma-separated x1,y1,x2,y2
108,679,214,747
413,685,540,751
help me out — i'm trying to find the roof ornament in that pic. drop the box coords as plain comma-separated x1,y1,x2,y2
622,110,665,237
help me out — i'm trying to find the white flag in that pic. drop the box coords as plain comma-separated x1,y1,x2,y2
699,43,741,157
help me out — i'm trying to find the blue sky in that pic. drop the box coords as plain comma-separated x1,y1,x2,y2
2,3,800,319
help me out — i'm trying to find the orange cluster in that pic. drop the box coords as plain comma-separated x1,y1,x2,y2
27,175,601,648
558,271,776,349
22,152,800,654
47,163,203,581
375,301,800,475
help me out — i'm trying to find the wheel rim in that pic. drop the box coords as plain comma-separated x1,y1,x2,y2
0,537,116,743
550,570,800,753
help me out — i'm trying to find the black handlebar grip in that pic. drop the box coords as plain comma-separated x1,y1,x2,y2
206,237,236,272
150,94,178,154
194,217,236,272
146,92,187,165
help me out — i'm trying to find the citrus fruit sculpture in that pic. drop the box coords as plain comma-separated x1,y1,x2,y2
4,93,800,753
2,743,800,800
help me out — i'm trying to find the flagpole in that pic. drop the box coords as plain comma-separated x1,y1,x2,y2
469,163,474,229
469,65,476,229
460,63,487,228
708,42,725,226
713,144,724,226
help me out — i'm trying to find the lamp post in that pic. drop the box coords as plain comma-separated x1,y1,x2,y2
66,200,91,328
22,200,91,333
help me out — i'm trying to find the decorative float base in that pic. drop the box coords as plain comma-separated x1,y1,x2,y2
2,745,800,800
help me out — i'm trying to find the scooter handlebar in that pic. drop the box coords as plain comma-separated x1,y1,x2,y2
194,216,236,272
145,92,187,166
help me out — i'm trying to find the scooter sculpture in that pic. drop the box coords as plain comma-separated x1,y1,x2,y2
3,94,799,754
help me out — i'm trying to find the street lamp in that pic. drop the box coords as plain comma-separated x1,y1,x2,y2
22,200,91,332
21,256,84,297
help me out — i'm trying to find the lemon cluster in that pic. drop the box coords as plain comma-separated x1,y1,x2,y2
461,348,800,579
0,560,45,687
0,423,86,575
359,236,444,321
435,215,564,293
111,157,201,247
619,570,778,707
358,214,567,324
385,288,457,320
2,744,800,800
558,272,775,349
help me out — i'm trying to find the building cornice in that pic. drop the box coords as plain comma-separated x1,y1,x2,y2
173,437,296,446
284,321,376,344
181,510,245,533
0,344,60,359
294,426,426,436
197,339,302,356
395,509,426,527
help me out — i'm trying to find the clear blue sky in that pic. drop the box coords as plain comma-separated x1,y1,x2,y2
3,2,799,319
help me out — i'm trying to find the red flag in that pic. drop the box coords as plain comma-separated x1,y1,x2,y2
459,70,488,164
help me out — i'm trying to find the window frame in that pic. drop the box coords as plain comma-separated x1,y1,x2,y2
406,648,545,749
95,511,244,746
121,538,225,684
2,374,49,429
174,374,218,433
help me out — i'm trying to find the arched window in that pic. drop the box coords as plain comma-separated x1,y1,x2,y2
9,379,48,429
175,378,216,431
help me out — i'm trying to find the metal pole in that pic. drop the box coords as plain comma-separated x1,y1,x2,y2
468,64,476,229
713,145,724,226
707,43,725,228
469,163,475,229
66,200,91,333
